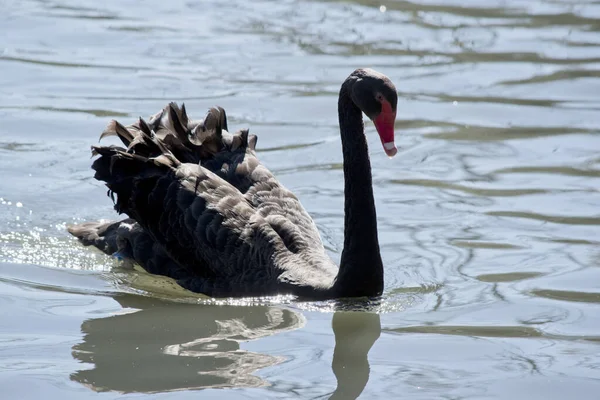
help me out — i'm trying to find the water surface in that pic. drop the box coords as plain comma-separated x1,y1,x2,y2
1,0,600,398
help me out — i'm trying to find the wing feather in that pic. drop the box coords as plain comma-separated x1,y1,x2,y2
72,103,336,295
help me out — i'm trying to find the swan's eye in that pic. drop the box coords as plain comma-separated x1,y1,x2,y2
375,93,384,102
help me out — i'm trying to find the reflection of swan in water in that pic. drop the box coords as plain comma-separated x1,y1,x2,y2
71,294,305,392
70,295,382,397
330,311,381,400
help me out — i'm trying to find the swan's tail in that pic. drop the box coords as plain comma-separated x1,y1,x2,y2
67,219,188,278
67,219,130,256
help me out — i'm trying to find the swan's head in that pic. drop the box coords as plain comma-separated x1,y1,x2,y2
349,68,398,157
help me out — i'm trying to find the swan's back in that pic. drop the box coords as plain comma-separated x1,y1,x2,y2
69,104,337,297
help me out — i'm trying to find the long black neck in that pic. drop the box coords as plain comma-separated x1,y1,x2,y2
332,81,384,297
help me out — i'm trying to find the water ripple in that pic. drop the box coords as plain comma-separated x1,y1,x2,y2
2,0,600,397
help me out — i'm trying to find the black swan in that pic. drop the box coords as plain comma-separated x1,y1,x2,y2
69,68,398,299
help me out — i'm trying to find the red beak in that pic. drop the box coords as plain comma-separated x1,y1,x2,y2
373,103,397,158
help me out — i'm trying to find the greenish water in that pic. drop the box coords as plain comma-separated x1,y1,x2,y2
1,0,600,398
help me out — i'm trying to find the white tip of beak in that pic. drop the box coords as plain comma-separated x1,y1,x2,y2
383,142,397,158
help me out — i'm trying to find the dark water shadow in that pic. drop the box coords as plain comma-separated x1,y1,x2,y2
70,295,382,397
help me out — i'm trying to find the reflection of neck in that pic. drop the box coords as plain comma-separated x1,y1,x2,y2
329,312,381,400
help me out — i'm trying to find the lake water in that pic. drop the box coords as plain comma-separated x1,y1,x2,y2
1,0,600,398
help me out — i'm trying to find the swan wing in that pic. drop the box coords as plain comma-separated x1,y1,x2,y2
73,105,335,295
